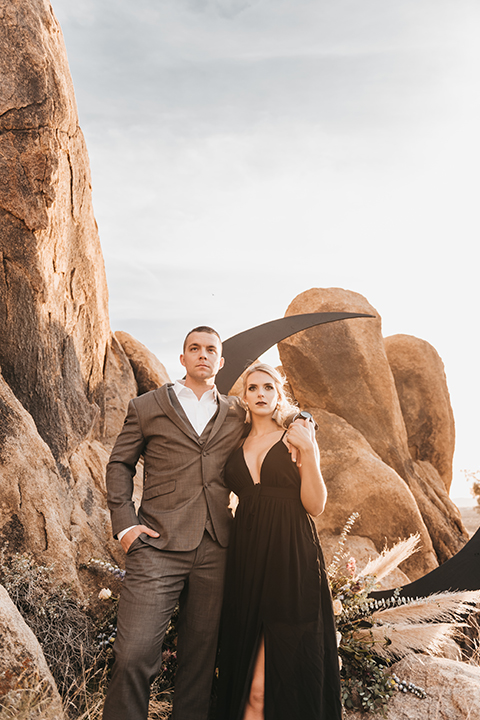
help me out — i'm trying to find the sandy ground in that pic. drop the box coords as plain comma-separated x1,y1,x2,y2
458,506,480,538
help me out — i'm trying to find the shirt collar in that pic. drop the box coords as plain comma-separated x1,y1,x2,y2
173,379,218,401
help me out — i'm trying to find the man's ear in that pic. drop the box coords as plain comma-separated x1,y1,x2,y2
179,354,186,368
219,356,225,370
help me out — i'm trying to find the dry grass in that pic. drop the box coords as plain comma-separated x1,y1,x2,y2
0,672,174,720
60,661,174,720
0,549,98,704
146,698,172,719
62,660,110,720
0,670,61,720
463,611,480,666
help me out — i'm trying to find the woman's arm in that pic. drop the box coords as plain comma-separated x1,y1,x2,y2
286,420,327,517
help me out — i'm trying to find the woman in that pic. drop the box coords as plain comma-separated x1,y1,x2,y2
216,363,342,720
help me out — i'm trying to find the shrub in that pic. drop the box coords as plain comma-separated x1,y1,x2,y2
0,546,100,717
329,514,480,714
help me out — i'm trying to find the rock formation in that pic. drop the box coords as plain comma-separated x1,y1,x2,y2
278,288,468,578
307,407,437,579
0,585,65,719
0,0,111,462
0,0,138,587
116,331,171,395
0,1,473,711
385,334,455,492
344,655,480,720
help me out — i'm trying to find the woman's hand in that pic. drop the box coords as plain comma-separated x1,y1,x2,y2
285,414,326,516
285,417,318,467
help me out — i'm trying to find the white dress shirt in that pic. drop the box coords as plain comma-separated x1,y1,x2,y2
118,380,219,541
172,379,218,435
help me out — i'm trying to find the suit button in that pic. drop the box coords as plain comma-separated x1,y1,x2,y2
203,452,208,457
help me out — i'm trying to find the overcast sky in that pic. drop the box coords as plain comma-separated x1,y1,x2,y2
51,0,480,498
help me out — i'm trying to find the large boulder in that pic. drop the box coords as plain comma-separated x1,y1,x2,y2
0,0,135,464
279,288,468,566
385,334,455,492
411,459,466,565
0,371,125,587
279,288,412,475
103,334,138,447
345,655,480,720
0,0,137,587
116,330,171,395
310,407,437,580
0,372,76,581
0,584,65,719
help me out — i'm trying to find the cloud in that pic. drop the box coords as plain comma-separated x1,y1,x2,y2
49,0,480,494
184,0,260,19
54,0,475,143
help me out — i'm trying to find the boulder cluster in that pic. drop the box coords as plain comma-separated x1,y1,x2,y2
0,2,168,709
0,0,168,589
278,288,468,580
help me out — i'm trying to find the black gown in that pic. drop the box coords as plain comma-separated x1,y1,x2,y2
216,435,343,720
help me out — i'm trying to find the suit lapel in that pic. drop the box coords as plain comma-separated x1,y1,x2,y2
154,384,230,447
205,393,230,447
153,384,200,444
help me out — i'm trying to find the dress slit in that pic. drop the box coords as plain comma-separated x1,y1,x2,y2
238,626,265,720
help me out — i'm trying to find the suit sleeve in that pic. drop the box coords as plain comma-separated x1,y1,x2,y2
106,399,146,538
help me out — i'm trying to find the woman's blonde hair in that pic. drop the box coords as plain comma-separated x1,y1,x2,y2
242,362,298,428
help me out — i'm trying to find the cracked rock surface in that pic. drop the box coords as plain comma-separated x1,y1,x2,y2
0,0,137,590
279,288,468,579
344,656,480,720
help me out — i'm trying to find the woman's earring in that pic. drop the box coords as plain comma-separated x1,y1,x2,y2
244,407,251,424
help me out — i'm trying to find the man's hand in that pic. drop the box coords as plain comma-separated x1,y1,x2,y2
120,524,160,553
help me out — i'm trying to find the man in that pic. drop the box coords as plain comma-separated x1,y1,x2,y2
102,326,246,720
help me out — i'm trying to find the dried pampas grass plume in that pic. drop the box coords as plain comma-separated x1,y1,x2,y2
355,621,462,660
361,534,421,582
372,590,480,627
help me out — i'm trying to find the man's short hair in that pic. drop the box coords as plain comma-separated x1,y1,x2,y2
183,326,222,353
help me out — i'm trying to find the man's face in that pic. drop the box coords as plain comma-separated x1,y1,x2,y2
180,331,224,383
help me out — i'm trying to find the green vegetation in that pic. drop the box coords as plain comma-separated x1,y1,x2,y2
329,514,479,714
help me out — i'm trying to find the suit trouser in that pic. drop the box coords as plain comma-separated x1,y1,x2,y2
102,531,227,720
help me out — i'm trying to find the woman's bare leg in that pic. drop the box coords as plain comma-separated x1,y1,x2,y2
242,638,265,720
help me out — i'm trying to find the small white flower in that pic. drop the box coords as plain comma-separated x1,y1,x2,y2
332,598,343,616
336,631,342,647
98,588,112,600
338,655,343,671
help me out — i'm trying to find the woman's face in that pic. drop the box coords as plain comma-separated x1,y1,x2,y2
244,371,278,418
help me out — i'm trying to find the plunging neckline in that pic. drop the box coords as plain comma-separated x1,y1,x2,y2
241,433,287,485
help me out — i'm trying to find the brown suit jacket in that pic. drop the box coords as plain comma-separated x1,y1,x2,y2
106,383,245,550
